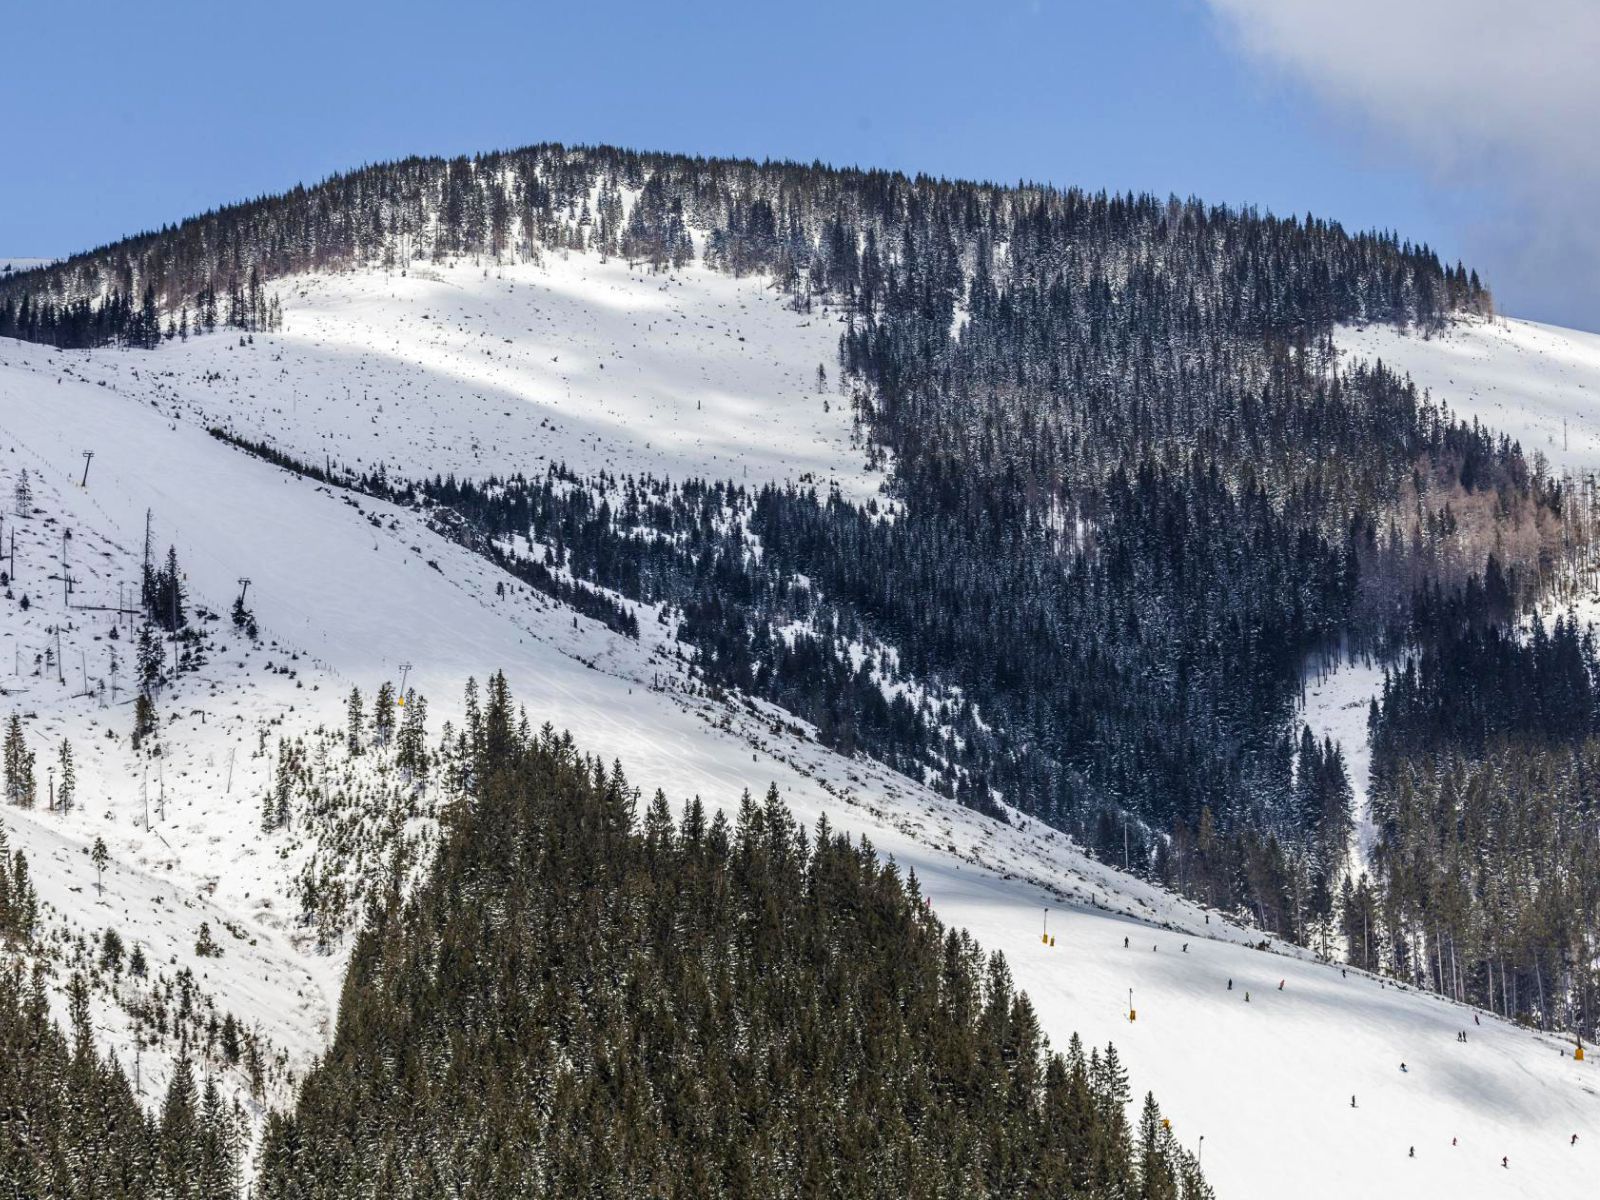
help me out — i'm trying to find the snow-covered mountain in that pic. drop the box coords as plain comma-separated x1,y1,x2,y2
3,248,1597,1198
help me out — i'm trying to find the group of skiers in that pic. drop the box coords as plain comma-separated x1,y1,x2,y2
1356,1049,1580,1171
1112,929,1583,1175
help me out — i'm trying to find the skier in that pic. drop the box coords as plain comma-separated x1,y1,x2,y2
1408,1146,1414,1158
1279,979,1285,990
1341,968,1347,978
1182,943,1188,952
1474,1013,1480,1026
1227,979,1233,991
1124,936,1129,949
1350,1095,1357,1109
1245,992,1250,1002
1451,1137,1457,1147
1502,1156,1508,1169
1400,1062,1408,1073
1572,1134,1579,1146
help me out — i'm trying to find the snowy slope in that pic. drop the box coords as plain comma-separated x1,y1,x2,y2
139,253,880,499
1,267,1597,1198
1338,314,1600,474
1299,653,1387,866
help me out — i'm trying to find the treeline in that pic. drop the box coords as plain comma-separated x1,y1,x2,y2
0,142,1486,352
208,427,641,638
202,419,1559,950
0,271,280,350
1366,606,1600,1035
0,820,38,942
0,965,243,1197
258,674,1211,1199
330,454,1536,941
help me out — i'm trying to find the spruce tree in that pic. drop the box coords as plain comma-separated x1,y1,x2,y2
90,835,108,895
56,738,74,814
373,680,396,747
3,717,35,808
346,687,364,755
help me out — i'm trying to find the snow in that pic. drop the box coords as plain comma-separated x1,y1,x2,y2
1338,314,1600,475
0,265,1596,1196
1299,653,1387,866
152,253,879,498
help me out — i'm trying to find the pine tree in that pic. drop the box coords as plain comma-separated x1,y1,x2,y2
100,926,124,972
160,1050,200,1180
137,621,164,691
132,692,157,749
149,544,187,631
91,835,108,895
4,717,35,807
346,687,364,755
57,739,75,814
11,468,31,516
195,922,221,958
396,690,428,780
373,680,396,747
231,593,258,639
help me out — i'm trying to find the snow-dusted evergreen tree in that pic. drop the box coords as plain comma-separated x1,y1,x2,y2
132,692,157,749
3,717,35,808
372,680,396,747
231,592,258,639
145,544,187,631
346,686,364,755
136,621,164,693
90,835,108,895
55,738,74,814
0,820,38,940
396,690,428,781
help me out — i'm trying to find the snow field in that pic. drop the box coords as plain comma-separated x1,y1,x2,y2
130,251,880,499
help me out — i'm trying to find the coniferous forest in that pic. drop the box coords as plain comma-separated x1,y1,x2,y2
0,966,243,1199
254,675,1209,1200
0,678,1208,1197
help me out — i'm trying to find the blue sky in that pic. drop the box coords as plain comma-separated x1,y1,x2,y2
1,0,1589,327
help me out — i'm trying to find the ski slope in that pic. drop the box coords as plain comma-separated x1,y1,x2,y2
137,252,880,499
1,266,1597,1198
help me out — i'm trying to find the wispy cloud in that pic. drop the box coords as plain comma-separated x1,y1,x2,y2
1204,0,1600,330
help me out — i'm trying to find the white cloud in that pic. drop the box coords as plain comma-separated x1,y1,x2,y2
1204,0,1600,329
